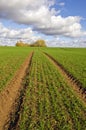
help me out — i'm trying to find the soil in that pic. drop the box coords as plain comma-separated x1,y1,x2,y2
44,52,86,105
0,52,33,130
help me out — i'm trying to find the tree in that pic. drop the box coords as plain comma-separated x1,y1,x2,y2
16,41,29,47
33,40,47,47
15,39,47,47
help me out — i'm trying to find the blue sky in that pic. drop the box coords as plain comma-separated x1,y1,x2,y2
0,0,86,47
54,0,86,28
61,0,86,28
61,0,86,16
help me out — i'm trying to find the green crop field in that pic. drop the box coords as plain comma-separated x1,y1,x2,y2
43,48,86,90
18,50,86,130
0,47,33,91
0,47,86,130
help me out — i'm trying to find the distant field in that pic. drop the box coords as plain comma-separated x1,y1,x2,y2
43,48,86,90
0,47,86,130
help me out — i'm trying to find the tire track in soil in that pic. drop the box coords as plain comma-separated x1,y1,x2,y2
0,52,34,130
44,52,86,105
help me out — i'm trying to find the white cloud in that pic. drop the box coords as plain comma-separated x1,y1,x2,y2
46,36,86,47
0,0,86,46
0,0,86,38
0,22,41,45
36,15,85,37
0,22,86,47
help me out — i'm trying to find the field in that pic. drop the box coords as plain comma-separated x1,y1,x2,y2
0,47,86,130
43,48,86,90
0,47,33,91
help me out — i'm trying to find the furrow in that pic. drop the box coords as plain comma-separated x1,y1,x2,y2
0,52,33,130
44,52,86,104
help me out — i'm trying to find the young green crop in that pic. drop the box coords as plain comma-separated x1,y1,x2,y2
19,50,86,130
0,47,33,91
43,48,86,89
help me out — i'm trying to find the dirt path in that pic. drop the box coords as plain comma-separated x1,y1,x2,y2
0,52,33,130
44,52,86,105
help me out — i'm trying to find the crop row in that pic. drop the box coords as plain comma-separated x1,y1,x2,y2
0,47,33,91
43,48,86,89
18,50,86,130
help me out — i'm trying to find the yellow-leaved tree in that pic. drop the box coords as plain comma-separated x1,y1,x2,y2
32,40,47,47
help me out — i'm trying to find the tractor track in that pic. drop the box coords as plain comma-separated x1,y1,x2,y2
0,52,33,130
44,52,86,104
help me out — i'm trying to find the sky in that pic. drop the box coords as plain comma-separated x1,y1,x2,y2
0,0,86,47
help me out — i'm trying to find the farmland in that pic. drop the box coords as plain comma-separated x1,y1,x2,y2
43,48,86,90
0,47,33,91
0,47,86,130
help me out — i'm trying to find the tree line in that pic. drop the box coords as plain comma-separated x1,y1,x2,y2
15,40,47,47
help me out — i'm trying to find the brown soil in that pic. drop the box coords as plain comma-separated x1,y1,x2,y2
44,52,86,105
0,52,33,130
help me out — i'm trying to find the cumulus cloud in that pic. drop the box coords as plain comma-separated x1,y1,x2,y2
0,22,86,47
35,15,86,38
0,0,86,38
0,0,86,47
0,22,41,45
47,37,86,47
